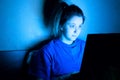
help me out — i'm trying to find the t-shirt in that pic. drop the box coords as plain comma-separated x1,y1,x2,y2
28,38,86,80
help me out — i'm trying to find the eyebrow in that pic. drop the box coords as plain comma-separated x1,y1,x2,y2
67,22,83,27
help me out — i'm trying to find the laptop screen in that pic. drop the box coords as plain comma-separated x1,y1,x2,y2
79,33,120,80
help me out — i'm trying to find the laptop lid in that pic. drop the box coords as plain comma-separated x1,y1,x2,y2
80,33,120,80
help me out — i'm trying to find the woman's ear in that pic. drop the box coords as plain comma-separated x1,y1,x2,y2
59,25,63,31
60,27,63,31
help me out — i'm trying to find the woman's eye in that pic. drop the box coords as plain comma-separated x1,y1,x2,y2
70,25,75,28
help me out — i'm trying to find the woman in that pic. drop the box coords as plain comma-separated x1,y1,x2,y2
28,2,85,80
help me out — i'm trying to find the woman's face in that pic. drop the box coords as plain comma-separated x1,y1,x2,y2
60,16,83,44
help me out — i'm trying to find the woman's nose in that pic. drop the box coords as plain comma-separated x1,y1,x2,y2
74,27,81,33
74,28,77,33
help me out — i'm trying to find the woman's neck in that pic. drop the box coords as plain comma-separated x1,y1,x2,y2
59,36,73,45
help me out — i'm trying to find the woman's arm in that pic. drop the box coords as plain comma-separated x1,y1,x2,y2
28,49,52,80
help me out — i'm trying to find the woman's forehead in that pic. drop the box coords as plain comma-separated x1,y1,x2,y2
66,16,83,24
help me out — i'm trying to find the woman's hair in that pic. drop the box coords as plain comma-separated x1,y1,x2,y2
50,2,85,38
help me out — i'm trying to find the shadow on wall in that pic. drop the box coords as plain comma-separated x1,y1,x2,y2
21,0,63,79
25,0,64,51
24,0,63,51
42,0,62,27
26,0,63,54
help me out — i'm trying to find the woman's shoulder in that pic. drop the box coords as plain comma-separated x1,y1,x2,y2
40,38,57,51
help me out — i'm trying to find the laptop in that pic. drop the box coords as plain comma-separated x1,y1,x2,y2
79,33,120,80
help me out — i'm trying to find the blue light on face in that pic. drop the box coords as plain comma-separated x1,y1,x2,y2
67,0,120,41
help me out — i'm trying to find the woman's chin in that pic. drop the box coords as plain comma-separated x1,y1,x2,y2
70,37,77,41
